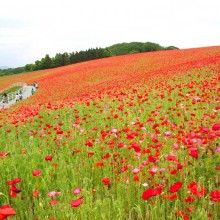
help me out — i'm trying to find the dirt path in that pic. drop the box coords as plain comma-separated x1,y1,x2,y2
0,86,35,110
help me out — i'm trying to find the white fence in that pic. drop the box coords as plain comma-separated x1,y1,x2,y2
0,82,26,93
0,82,27,103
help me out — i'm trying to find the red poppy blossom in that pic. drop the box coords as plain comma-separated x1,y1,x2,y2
142,186,162,200
175,210,185,216
183,215,190,220
177,163,183,170
45,156,53,161
189,149,199,158
49,200,57,206
32,170,41,177
33,189,39,198
186,206,195,212
102,177,110,186
8,185,21,198
170,169,177,175
0,152,10,159
209,190,220,202
163,193,178,200
0,205,16,219
168,182,183,193
188,181,206,197
70,196,84,208
212,123,220,131
215,166,220,170
7,178,22,198
149,166,158,176
133,175,140,182
185,195,194,203
7,178,22,185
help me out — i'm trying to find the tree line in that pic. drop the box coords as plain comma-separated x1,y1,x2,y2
0,42,178,76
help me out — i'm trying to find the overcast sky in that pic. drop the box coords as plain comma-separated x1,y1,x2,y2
0,0,219,67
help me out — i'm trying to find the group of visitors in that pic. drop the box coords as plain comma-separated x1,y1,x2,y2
0,93,9,108
0,93,9,106
15,90,23,102
31,81,38,95
0,95,6,108
0,81,39,109
34,81,38,89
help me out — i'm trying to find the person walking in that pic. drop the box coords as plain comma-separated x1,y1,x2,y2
3,93,8,103
0,98,4,108
15,93,19,102
19,92,23,101
35,82,38,89
34,81,38,89
31,88,35,95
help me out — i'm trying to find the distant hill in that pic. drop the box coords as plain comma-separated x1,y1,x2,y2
0,66,9,70
106,42,178,56
0,41,179,76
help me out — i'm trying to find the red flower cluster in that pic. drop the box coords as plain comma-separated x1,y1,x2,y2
142,186,163,200
6,178,22,198
188,181,206,197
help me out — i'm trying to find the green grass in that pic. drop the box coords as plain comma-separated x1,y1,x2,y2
0,86,22,95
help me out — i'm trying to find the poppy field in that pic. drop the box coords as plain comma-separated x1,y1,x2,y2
0,46,220,219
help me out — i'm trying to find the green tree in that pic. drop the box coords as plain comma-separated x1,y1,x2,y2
40,54,52,69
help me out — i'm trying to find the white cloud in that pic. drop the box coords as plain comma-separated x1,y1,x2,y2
0,0,220,67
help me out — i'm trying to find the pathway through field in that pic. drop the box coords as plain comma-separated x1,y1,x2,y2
0,85,35,109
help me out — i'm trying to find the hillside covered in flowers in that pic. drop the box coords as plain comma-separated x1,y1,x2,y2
0,46,220,219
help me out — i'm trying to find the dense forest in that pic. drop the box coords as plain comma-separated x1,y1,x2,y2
0,42,178,76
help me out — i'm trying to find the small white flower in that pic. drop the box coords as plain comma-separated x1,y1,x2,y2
142,183,148,187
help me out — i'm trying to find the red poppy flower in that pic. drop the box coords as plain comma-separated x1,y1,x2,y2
8,186,16,198
177,163,183,170
212,123,220,131
32,170,41,177
8,185,21,198
45,156,53,161
170,169,177,175
168,182,183,193
49,200,57,206
0,205,16,219
163,193,178,200
186,207,195,212
210,190,220,202
95,161,104,167
88,152,94,157
7,178,22,198
175,210,185,216
185,195,194,203
215,166,220,170
188,181,206,197
33,189,39,198
142,186,162,200
149,166,158,176
7,178,22,185
165,154,176,161
70,196,84,208
183,215,190,220
189,149,199,158
133,175,140,182
0,152,10,159
102,177,110,186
